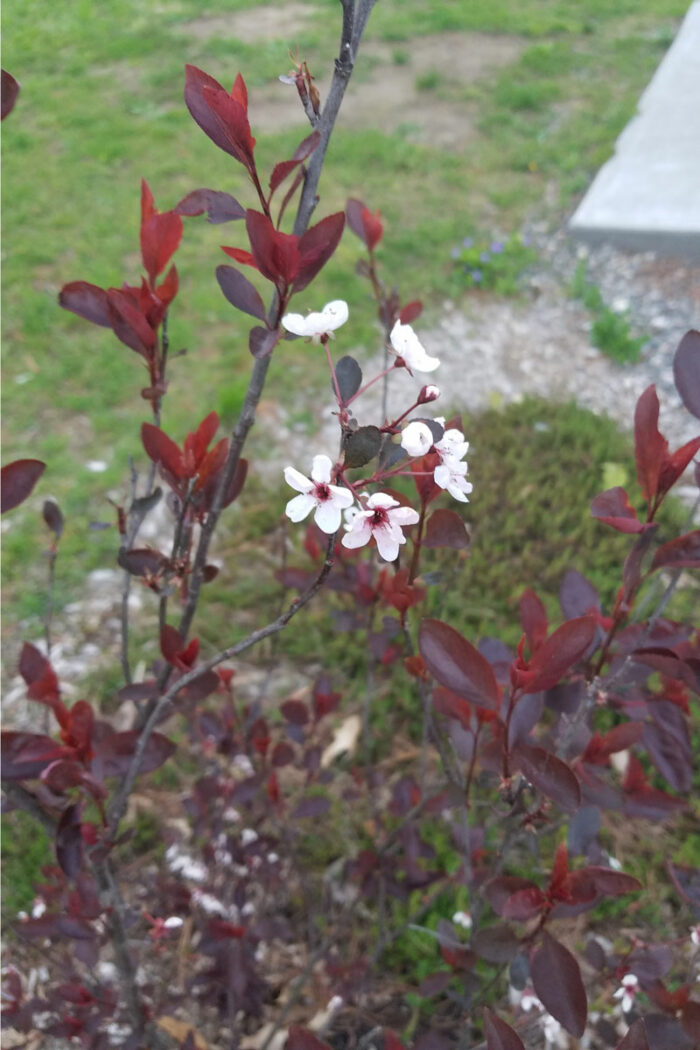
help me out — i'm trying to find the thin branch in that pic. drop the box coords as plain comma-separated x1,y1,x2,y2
109,533,337,836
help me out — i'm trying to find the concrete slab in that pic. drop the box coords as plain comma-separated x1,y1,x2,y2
569,1,700,260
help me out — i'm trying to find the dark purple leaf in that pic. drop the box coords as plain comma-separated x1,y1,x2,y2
519,588,548,651
222,456,248,508
117,547,168,578
531,932,587,1037
418,971,453,997
1,731,67,779
42,498,64,538
507,691,543,748
216,265,266,321
512,743,581,811
651,531,700,571
117,681,158,702
567,805,601,857
291,796,331,819
281,699,309,725
591,487,645,533
628,945,673,982
175,188,245,223
681,1001,700,1043
525,616,597,693
294,212,346,293
472,924,521,963
643,700,692,792
615,1020,650,1050
249,325,280,358
643,1014,694,1050
93,731,175,777
560,568,600,618
271,741,295,767
635,385,668,504
423,508,470,549
1,69,20,120
179,669,220,702
1,459,46,513
335,355,363,402
483,1008,526,1050
419,619,500,710
667,861,700,909
485,876,543,917
56,803,83,879
673,330,700,420
343,425,382,469
59,281,112,328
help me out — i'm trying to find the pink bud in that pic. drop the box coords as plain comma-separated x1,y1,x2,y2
418,384,440,404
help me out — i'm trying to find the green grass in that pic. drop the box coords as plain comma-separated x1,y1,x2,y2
1,810,53,922
570,261,647,363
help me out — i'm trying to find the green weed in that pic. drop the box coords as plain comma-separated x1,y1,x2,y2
571,261,646,363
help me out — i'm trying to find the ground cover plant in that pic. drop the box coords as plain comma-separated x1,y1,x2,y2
2,4,700,1050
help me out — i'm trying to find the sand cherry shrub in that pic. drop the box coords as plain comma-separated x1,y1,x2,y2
2,5,700,1049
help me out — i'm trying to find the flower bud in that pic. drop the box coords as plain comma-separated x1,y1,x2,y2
418,384,440,404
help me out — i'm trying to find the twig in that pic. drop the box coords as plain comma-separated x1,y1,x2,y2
109,533,337,836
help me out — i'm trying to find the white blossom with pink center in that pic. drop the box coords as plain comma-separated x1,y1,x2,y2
401,420,434,457
282,300,349,343
389,320,440,372
341,492,419,562
284,454,354,534
614,973,639,1013
432,417,473,502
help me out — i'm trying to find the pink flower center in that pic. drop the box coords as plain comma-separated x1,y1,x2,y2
314,482,331,502
370,507,388,527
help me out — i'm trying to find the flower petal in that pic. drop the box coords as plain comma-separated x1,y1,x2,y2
341,518,372,549
320,300,349,330
374,527,401,562
389,506,420,526
284,466,312,493
282,312,309,336
314,500,342,534
311,454,332,484
401,421,434,457
328,484,354,508
285,493,316,522
367,492,399,510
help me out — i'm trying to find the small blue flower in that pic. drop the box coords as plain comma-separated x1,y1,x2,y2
490,240,504,254
471,269,483,283
462,236,474,249
450,246,462,260
479,251,491,263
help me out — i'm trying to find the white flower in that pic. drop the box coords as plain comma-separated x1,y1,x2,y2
341,492,419,562
343,504,361,531
401,421,434,457
542,1014,566,1048
434,457,473,502
435,427,469,462
282,300,348,343
284,454,354,534
614,973,638,1013
520,986,543,1012
390,320,440,372
241,828,259,847
691,924,700,948
452,910,473,930
163,916,184,930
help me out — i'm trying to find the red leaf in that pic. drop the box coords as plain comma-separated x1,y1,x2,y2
281,699,309,725
399,299,422,324
59,281,112,328
483,1008,526,1050
191,411,219,461
549,842,570,897
581,722,644,764
485,876,543,917
1,69,20,120
622,525,658,601
294,211,346,292
156,264,179,306
56,804,83,880
1,731,68,779
419,618,500,710
246,210,299,290
19,642,60,706
176,188,245,223
161,624,185,664
658,437,700,497
432,687,472,730
185,66,255,167
673,329,700,420
222,457,248,507
106,289,156,355
634,385,669,504
249,325,280,359
141,209,183,286
591,486,644,533
285,1028,331,1050
271,741,295,767
193,439,227,495
501,886,548,920
651,531,700,571
141,423,184,480
615,1019,650,1050
531,932,587,1037
43,498,64,538
512,744,581,811
1,459,46,513
423,508,470,549
216,265,266,321
569,867,641,900
519,588,548,652
346,198,370,245
93,731,175,777
269,159,304,195
221,245,257,267
525,616,596,693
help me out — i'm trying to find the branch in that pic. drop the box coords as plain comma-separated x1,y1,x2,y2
110,533,337,836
